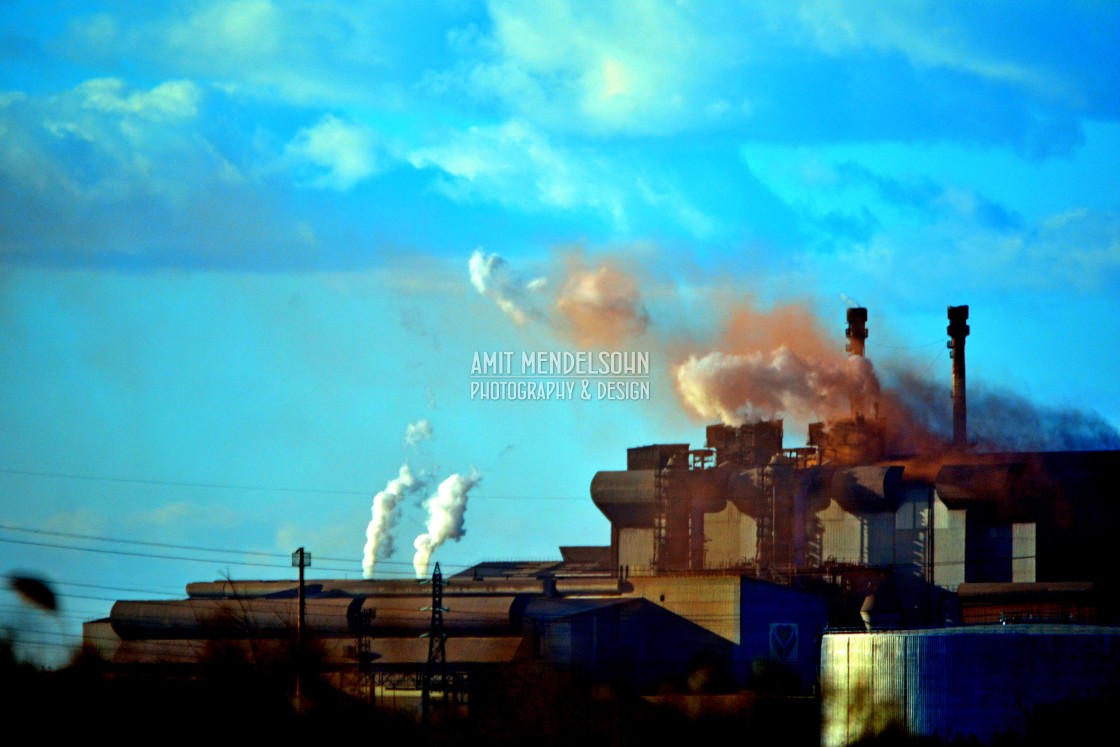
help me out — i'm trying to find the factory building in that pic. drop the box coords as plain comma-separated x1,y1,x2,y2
83,305,1120,740
84,554,828,709
593,426,1120,627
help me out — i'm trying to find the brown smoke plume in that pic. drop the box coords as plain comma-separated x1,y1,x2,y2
676,347,878,424
468,247,650,347
467,247,1118,452
554,253,650,346
671,297,883,427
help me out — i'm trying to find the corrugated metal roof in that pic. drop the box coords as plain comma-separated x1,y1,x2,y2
958,581,1096,598
824,623,1120,637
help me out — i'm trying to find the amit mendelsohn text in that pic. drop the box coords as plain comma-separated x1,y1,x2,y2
471,351,650,376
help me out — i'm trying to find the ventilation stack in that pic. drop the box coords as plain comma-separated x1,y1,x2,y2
845,307,868,358
845,307,871,419
947,305,970,450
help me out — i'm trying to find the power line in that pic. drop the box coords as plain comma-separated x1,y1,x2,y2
51,580,181,597
0,468,367,496
0,523,451,571
0,523,290,559
874,339,944,351
0,468,586,501
0,535,466,579
0,536,289,568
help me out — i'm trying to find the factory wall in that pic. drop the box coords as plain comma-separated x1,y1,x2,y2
739,579,829,691
932,498,966,592
1011,522,1036,582
703,500,757,569
622,575,827,691
533,598,736,691
821,626,1120,746
817,500,894,567
618,527,654,573
629,575,741,644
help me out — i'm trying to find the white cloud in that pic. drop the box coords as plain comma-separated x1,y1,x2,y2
166,0,284,60
75,78,201,120
817,206,1120,300
1019,208,1120,288
436,0,754,135
64,1,429,108
40,508,108,536
5,78,213,203
407,117,719,239
0,79,315,262
409,120,627,224
284,114,383,190
774,1,1060,95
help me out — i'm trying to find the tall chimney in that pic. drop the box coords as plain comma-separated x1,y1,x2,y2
947,305,970,450
845,307,868,358
845,307,872,418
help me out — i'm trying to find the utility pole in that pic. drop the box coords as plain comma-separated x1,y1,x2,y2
421,562,448,725
291,547,311,711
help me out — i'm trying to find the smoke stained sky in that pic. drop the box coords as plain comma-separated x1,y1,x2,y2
2,2,1120,663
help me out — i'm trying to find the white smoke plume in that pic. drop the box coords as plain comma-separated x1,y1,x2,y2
675,347,880,425
403,418,433,447
469,248,544,325
412,469,481,579
362,464,423,579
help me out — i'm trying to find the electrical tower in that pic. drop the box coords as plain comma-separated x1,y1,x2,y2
420,562,448,724
354,607,375,702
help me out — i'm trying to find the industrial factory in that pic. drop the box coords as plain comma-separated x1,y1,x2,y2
83,306,1120,743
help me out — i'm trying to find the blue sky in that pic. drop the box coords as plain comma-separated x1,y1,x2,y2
2,1,1119,662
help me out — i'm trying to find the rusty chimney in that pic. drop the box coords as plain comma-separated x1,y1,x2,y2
845,307,868,357
947,305,970,450
845,307,872,419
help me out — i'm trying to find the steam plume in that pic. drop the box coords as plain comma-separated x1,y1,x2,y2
676,347,879,424
362,464,423,579
412,469,481,578
469,248,544,325
403,418,433,447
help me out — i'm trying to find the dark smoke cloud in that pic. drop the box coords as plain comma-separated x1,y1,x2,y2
885,367,1120,452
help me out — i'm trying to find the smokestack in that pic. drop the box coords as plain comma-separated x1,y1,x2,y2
845,307,868,358
845,307,875,419
947,305,970,450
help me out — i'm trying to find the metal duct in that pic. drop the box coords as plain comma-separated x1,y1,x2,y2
110,597,361,640
111,595,522,640
830,465,904,512
590,470,658,526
